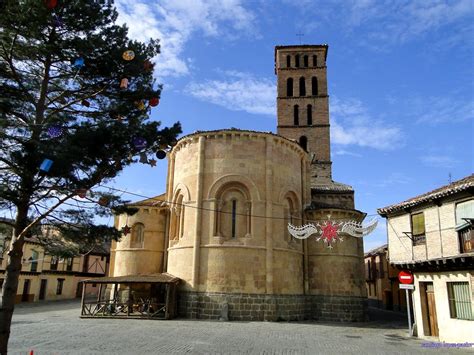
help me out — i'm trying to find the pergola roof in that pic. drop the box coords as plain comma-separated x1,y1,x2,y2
81,273,180,284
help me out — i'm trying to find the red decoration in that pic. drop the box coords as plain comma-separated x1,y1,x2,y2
143,60,153,71
98,197,109,206
45,0,58,9
76,189,88,198
149,97,159,107
320,221,340,244
122,225,131,235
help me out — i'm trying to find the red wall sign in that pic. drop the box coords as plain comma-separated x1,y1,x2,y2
398,271,414,284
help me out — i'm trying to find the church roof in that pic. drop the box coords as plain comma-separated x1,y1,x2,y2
128,193,168,207
274,44,329,60
377,174,474,216
311,180,354,192
176,128,307,152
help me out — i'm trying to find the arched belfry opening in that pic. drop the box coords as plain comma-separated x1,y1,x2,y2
287,78,293,97
299,77,306,96
299,136,308,151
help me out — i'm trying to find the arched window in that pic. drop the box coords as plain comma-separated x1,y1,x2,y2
295,54,300,68
294,105,299,126
131,223,145,248
170,193,185,241
299,77,306,96
299,136,308,151
312,55,317,67
215,184,251,239
283,197,295,242
286,55,291,68
304,55,308,67
312,77,318,96
307,104,312,125
231,199,237,238
287,78,293,97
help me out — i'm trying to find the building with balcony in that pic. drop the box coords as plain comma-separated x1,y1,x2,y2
0,226,109,303
364,244,408,312
378,174,473,343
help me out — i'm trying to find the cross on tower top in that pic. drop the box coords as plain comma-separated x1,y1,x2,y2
296,32,304,44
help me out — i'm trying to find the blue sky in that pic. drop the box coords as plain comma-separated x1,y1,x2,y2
112,0,473,251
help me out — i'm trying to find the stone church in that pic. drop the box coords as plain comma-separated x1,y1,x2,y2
111,45,368,321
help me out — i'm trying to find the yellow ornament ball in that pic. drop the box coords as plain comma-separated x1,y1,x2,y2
122,50,135,61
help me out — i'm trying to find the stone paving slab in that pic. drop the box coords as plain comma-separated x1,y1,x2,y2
8,300,474,354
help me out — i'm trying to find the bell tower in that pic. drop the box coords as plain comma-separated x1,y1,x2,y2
275,45,332,186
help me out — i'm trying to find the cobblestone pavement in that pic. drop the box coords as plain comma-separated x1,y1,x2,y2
8,300,473,354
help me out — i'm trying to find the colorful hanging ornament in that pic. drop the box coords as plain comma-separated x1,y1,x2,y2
122,225,131,235
122,50,135,61
149,97,159,107
149,159,157,167
134,100,146,111
98,196,109,207
133,137,147,150
120,78,129,89
44,0,58,9
39,159,53,172
73,57,84,69
47,125,63,138
287,218,379,250
81,99,90,107
76,189,88,198
156,150,166,160
143,60,153,71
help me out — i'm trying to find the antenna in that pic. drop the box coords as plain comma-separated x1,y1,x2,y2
448,173,452,184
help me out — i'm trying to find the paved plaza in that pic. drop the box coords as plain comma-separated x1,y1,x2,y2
8,300,473,354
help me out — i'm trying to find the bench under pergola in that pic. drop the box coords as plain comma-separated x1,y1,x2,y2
80,273,180,320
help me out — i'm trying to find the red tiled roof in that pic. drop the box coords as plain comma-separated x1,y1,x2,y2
378,174,474,215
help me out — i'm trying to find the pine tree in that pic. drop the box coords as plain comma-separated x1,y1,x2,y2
0,0,181,351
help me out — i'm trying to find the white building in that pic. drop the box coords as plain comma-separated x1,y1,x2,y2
378,174,473,343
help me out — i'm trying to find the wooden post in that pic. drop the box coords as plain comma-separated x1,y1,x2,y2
165,284,171,319
127,284,131,317
80,282,86,315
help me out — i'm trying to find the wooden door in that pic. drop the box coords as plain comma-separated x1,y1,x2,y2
75,282,83,298
39,279,47,300
21,279,30,302
425,283,439,337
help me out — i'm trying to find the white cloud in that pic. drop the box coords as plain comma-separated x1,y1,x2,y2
186,71,276,115
290,0,473,49
330,97,404,150
420,155,460,168
115,0,257,78
413,97,474,124
333,149,362,157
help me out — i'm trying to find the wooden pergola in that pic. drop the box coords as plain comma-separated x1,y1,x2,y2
80,273,180,320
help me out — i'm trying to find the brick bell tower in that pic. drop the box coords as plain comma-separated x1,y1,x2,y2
275,45,332,186
275,44,356,209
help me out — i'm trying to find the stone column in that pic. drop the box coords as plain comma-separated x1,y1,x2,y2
192,136,205,289
263,137,276,321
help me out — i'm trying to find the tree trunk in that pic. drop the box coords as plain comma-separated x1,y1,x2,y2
0,208,28,354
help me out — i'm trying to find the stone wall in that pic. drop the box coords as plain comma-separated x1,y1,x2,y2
178,291,367,322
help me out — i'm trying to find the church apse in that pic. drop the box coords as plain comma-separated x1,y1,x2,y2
111,44,368,322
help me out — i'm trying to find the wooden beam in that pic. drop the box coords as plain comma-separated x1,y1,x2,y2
80,282,86,315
